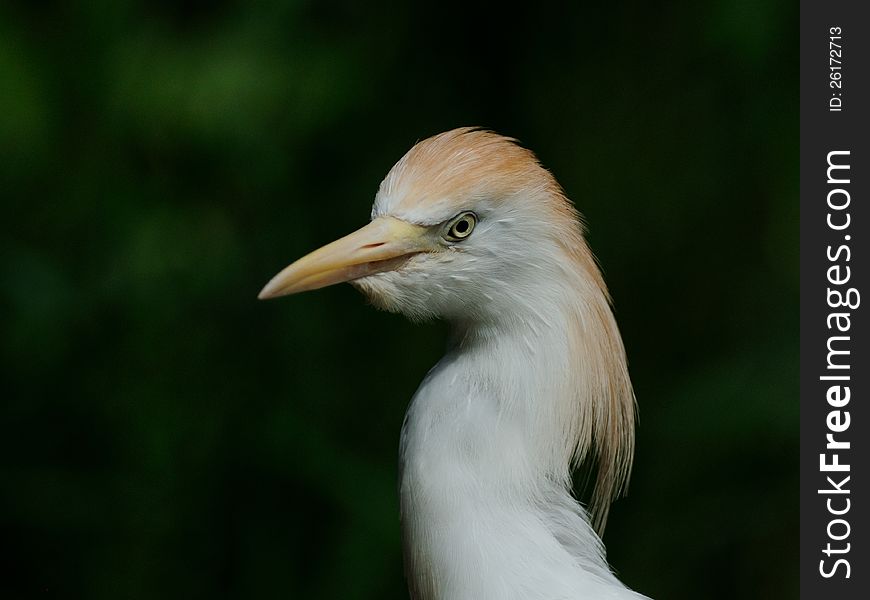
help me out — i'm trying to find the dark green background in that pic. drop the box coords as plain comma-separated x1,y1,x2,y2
2,1,797,598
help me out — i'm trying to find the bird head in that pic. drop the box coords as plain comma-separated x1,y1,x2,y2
259,128,635,533
258,127,601,325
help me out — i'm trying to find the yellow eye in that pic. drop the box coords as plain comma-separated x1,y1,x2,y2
445,212,477,241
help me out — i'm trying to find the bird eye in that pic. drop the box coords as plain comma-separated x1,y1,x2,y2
445,212,477,241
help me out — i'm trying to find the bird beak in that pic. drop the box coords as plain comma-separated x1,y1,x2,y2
258,217,433,300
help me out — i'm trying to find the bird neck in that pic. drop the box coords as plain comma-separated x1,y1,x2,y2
398,297,636,600
445,305,582,476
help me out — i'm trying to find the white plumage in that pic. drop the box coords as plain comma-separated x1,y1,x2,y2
260,128,648,599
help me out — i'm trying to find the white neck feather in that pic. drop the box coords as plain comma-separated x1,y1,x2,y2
399,290,644,600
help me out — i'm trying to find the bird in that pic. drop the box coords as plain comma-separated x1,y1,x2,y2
259,127,647,600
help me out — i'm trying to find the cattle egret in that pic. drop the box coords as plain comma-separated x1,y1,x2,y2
259,128,647,599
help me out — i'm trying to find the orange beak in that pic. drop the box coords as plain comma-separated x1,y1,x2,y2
258,217,434,300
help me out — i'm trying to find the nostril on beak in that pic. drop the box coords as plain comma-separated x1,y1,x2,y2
361,242,386,249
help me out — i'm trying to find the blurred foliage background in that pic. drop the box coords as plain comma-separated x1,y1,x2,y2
1,0,797,598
